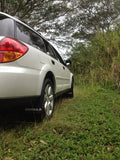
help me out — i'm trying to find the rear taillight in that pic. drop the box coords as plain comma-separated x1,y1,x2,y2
0,37,28,63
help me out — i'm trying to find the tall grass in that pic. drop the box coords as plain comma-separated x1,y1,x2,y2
71,26,120,88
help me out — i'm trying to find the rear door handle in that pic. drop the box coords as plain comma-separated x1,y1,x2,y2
63,66,65,70
51,60,55,65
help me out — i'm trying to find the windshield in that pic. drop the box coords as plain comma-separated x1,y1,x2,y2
0,15,14,38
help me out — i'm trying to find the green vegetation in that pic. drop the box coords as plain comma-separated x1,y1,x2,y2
1,0,120,47
71,26,120,89
0,81,120,160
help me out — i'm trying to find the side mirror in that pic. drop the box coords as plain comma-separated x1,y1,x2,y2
65,59,71,66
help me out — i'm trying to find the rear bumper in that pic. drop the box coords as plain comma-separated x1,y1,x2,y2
0,66,41,98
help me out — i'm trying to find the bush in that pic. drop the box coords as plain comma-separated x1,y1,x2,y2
71,26,120,88
70,43,91,75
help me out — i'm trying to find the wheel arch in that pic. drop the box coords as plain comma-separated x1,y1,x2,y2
44,71,56,94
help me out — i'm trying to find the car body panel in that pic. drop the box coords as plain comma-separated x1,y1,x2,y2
0,65,41,98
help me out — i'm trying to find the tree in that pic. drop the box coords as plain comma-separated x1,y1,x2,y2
0,0,73,49
0,0,120,51
54,0,120,42
0,0,71,24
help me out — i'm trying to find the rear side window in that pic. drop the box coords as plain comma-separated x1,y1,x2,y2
52,47,65,65
16,22,46,53
0,15,14,37
45,42,57,59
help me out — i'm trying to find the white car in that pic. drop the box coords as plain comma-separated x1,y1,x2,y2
0,12,74,119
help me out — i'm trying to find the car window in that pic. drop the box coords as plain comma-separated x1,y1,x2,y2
44,42,57,59
16,22,46,52
51,46,65,65
44,41,64,65
0,15,14,38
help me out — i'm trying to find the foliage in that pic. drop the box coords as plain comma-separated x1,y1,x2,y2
0,84,120,160
0,0,120,48
71,26,120,88
70,43,91,75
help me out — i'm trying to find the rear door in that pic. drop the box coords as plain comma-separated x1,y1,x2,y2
52,46,71,91
45,42,71,93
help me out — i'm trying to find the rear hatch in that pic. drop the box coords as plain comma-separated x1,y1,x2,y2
0,13,28,63
0,13,14,38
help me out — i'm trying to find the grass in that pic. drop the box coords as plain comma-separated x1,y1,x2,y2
0,83,120,160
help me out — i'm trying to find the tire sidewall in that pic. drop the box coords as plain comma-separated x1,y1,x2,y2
40,79,54,119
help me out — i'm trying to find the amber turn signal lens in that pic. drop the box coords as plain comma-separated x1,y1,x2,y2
2,51,23,62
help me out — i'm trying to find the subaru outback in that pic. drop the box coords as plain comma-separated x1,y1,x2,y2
0,12,74,119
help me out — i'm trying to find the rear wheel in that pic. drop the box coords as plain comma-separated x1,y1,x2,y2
38,79,54,120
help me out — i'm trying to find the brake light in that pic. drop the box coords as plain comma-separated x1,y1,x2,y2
0,37,28,63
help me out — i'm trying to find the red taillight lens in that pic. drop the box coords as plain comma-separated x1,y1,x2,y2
0,37,28,63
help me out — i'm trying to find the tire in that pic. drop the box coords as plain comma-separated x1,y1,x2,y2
38,79,54,120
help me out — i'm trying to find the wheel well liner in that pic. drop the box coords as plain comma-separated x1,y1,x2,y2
44,72,56,93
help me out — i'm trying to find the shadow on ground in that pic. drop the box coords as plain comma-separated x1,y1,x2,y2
0,95,67,129
0,107,42,128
